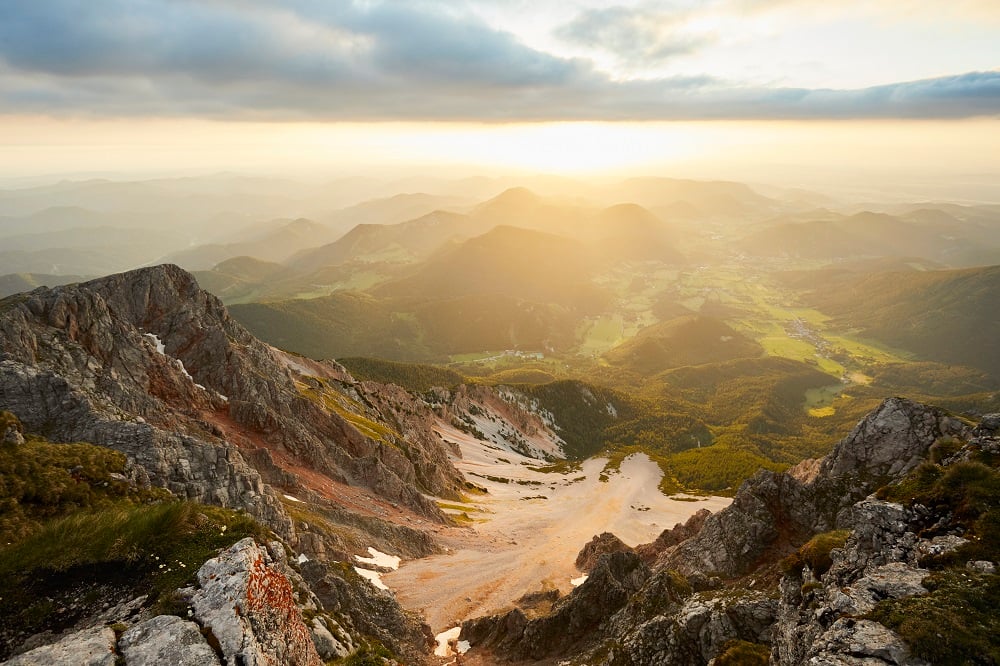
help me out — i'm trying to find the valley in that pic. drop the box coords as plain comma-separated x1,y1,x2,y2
2,2,999,662
385,427,730,634
1,174,999,665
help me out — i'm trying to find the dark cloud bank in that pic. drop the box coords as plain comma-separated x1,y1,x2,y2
0,0,997,121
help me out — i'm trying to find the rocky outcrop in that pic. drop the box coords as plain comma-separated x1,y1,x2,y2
460,399,983,665
660,398,968,578
1,534,428,666
0,265,464,531
299,559,432,664
0,263,580,561
0,410,24,446
610,590,776,666
352,380,469,498
803,618,929,665
118,615,220,666
769,495,961,666
2,626,116,666
186,538,322,666
309,617,354,661
576,532,634,572
462,551,650,660
635,508,710,565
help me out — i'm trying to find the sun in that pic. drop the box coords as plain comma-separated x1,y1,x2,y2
384,122,710,174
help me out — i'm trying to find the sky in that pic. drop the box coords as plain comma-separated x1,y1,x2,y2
0,0,998,188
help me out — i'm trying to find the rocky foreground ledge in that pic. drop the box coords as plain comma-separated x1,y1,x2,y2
5,538,325,666
461,398,1000,665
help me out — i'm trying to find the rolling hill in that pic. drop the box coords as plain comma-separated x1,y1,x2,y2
593,203,684,263
605,315,764,375
288,210,469,272
163,218,340,270
372,225,609,312
229,291,430,361
806,264,1000,378
739,211,998,266
602,177,782,221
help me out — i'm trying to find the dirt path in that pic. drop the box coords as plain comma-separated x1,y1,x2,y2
382,423,731,636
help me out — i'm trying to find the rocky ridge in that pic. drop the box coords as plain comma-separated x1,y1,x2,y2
0,264,467,528
459,398,998,664
5,538,324,666
0,265,572,664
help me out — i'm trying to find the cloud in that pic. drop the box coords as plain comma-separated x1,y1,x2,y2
555,5,711,65
0,1,996,121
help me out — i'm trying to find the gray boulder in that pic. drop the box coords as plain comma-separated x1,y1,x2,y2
189,538,322,666
2,627,115,666
118,615,220,666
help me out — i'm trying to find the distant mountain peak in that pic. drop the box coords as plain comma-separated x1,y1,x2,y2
477,186,543,212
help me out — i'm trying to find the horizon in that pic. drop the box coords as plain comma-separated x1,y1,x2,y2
0,1,997,202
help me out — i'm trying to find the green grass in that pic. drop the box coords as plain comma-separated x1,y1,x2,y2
667,446,786,495
0,432,171,544
526,460,583,474
804,384,844,417
780,530,851,578
577,315,626,355
876,456,1000,567
867,572,1000,665
0,502,263,589
865,446,1000,663
0,498,265,652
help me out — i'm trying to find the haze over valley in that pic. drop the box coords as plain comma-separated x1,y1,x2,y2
1,1,999,665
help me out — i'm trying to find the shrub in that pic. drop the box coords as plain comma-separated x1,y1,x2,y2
0,436,169,544
867,572,1000,665
714,639,770,666
780,530,850,578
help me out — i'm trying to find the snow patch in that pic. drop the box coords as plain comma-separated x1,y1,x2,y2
144,333,166,355
571,575,588,587
296,553,309,564
283,494,303,503
144,333,203,389
355,547,400,570
175,358,194,381
353,566,388,591
434,627,469,657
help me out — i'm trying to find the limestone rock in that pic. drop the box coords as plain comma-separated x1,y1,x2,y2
462,551,650,660
309,617,352,661
816,397,967,484
661,398,967,578
826,563,928,616
966,560,997,574
0,264,464,537
189,538,322,666
806,618,929,665
0,412,23,446
462,398,976,665
973,413,1000,436
118,615,220,666
610,591,776,666
576,532,634,572
298,559,432,664
2,627,115,666
635,508,710,565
